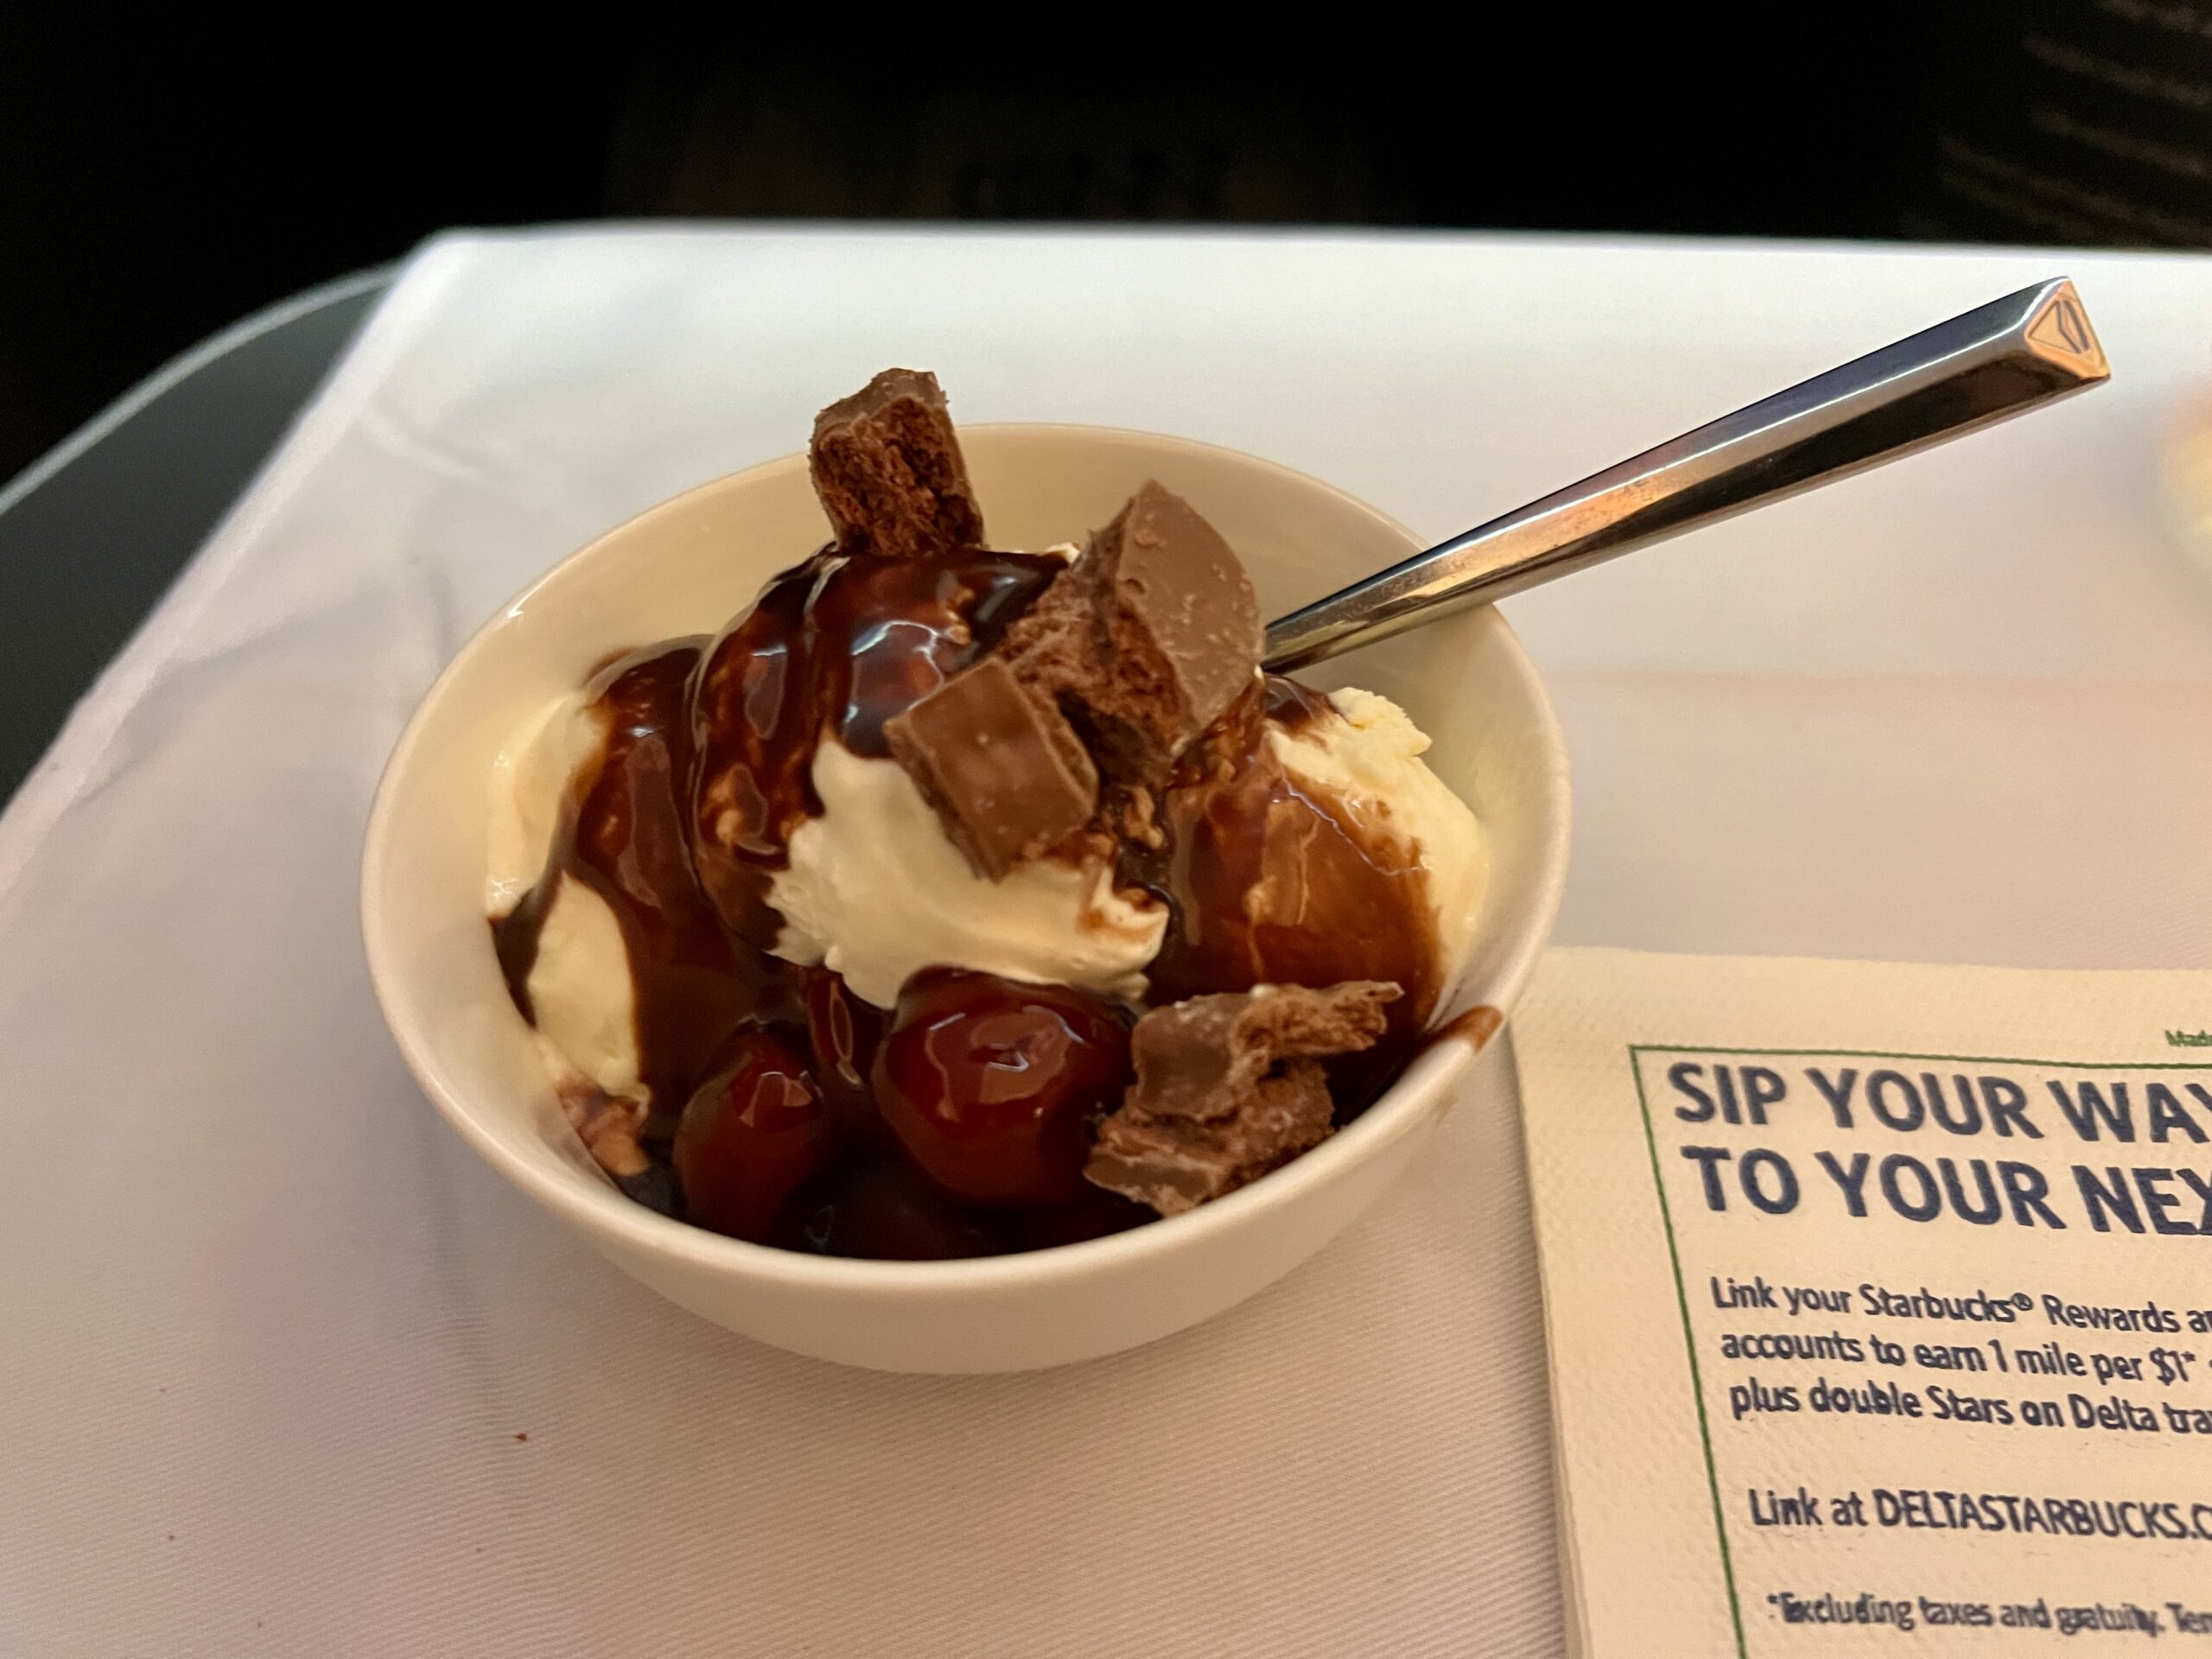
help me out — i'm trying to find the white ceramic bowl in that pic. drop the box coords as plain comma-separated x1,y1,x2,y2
361,426,1569,1373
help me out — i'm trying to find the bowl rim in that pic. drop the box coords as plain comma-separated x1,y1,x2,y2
360,422,1571,1296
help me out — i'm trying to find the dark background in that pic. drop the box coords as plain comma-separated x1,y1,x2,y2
3,4,2209,485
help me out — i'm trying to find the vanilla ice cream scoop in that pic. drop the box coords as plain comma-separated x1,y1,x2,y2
769,738,1165,1007
488,677,1484,1065
486,691,645,1102
1269,686,1488,984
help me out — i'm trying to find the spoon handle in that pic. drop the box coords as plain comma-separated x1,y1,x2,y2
1262,276,2109,672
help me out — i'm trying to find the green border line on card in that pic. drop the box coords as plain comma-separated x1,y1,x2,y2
1624,1040,2212,1659
1634,1042,2212,1069
1630,1047,1750,1658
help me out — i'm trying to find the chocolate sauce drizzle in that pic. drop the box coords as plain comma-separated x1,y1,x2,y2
493,641,784,1153
1122,675,1440,1109
491,553,1446,1251
688,545,1064,945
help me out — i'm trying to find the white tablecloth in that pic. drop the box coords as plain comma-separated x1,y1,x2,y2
3,227,2206,1656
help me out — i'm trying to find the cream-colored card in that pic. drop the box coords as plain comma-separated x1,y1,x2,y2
1515,950,2212,1656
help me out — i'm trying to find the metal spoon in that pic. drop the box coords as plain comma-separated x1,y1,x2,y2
1262,276,2108,672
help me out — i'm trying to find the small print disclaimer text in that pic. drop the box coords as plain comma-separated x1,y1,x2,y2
1765,1589,2210,1637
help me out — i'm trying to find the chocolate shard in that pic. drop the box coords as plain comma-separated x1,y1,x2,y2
1087,1065,1337,1217
1128,980,1401,1120
1001,480,1262,785
810,369,985,558
1083,980,1401,1215
884,655,1099,880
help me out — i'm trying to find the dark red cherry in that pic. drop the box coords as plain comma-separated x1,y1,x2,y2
780,1158,999,1261
1003,1186,1155,1252
802,968,890,1148
874,969,1132,1207
672,1030,836,1243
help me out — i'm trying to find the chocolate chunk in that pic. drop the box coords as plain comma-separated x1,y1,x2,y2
1002,480,1262,785
883,656,1099,879
1083,980,1401,1215
810,369,985,557
1087,1065,1338,1217
1123,980,1401,1120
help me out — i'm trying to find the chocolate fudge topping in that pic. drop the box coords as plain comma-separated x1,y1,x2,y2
809,369,985,558
1084,980,1400,1215
493,367,1471,1257
1122,677,1443,1104
493,641,783,1172
1003,480,1262,785
689,544,1064,943
883,655,1099,880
